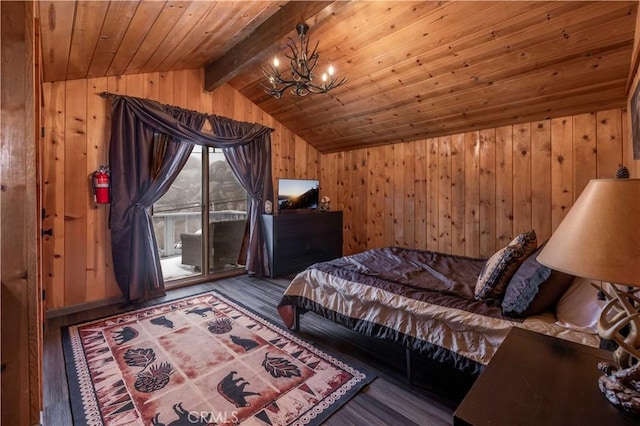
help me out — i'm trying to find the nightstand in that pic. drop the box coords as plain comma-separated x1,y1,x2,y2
453,327,638,425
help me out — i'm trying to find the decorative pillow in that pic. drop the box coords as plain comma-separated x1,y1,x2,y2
501,243,574,317
508,228,537,249
555,277,609,334
475,230,537,301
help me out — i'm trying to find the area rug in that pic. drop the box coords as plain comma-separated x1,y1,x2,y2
62,290,375,425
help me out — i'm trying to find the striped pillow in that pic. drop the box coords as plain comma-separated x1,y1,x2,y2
475,230,537,301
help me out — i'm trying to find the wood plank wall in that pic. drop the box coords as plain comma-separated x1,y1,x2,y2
43,68,632,311
322,110,632,259
42,69,320,311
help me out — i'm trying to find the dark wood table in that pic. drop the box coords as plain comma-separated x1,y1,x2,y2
453,327,639,425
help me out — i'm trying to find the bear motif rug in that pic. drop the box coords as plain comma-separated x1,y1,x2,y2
62,290,375,425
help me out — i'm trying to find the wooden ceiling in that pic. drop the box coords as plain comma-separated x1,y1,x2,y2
39,1,639,154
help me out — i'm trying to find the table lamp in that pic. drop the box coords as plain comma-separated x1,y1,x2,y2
537,178,640,413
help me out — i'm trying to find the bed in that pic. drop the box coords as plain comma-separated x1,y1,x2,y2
277,232,602,376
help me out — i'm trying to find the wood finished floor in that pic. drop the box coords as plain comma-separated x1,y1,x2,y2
44,275,477,425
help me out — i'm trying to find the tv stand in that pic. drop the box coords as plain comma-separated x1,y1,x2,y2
261,211,343,278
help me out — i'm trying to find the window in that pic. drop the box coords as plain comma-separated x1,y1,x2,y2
153,145,247,282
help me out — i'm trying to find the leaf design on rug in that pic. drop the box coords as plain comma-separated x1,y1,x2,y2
123,348,156,368
134,362,174,393
262,352,301,379
208,318,233,334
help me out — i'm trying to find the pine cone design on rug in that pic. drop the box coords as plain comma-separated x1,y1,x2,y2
262,352,301,379
207,317,233,334
122,347,174,393
135,362,174,393
112,326,139,345
217,371,261,407
151,402,212,426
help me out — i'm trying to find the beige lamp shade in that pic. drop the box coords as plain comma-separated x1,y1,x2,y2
537,178,640,287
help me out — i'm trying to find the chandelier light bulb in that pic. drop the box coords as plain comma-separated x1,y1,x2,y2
273,57,279,68
322,73,327,82
328,65,334,76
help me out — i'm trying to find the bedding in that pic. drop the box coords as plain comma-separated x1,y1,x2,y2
277,246,600,376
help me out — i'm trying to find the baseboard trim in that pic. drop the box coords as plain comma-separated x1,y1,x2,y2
45,269,249,319
45,295,126,319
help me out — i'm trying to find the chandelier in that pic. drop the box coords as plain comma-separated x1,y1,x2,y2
262,22,347,99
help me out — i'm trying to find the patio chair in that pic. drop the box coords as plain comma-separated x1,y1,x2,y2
180,219,246,270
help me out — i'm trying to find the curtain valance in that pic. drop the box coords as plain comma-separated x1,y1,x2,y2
100,92,273,146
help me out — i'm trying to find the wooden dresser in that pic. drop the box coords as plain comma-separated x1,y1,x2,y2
261,211,343,278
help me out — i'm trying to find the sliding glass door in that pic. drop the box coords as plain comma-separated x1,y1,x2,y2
206,147,247,275
152,146,247,283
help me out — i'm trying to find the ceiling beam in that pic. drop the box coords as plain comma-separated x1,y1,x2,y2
204,1,336,92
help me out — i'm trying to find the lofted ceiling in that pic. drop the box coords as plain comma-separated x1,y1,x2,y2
38,1,639,154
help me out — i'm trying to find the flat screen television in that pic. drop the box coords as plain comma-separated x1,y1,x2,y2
277,178,319,211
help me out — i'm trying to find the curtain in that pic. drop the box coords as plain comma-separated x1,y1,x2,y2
103,93,273,302
211,116,274,277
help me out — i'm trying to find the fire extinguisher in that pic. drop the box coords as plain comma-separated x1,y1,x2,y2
91,165,110,204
